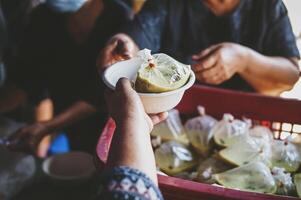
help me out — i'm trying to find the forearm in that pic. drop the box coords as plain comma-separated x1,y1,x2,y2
239,48,299,96
44,101,97,132
106,119,158,185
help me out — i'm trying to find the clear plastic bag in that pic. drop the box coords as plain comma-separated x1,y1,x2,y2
185,106,217,156
196,155,232,184
154,141,198,175
213,162,277,194
249,125,274,142
271,140,301,172
219,135,272,167
212,114,250,147
151,109,189,144
294,173,301,197
271,167,295,195
135,49,191,93
174,171,198,181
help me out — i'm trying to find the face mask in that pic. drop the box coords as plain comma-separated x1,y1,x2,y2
46,0,87,13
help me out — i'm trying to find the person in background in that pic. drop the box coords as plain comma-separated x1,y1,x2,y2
8,0,134,155
99,78,166,200
0,0,43,114
101,0,300,96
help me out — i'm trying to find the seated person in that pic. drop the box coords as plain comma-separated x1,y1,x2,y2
8,0,133,155
99,78,166,200
101,0,300,96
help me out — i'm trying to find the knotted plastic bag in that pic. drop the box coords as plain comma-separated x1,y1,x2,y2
155,141,198,175
151,109,188,144
271,167,295,195
212,114,250,147
294,173,301,197
196,154,232,184
185,106,217,156
271,139,301,172
213,162,277,194
249,125,274,142
135,49,191,93
219,135,272,167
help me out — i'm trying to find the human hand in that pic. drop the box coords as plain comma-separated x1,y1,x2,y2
96,34,139,72
7,122,50,153
105,78,168,134
192,43,249,85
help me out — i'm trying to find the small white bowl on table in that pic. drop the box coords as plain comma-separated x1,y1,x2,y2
102,57,196,114
42,152,96,186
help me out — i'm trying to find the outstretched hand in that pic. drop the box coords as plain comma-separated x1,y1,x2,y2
192,43,249,85
97,34,139,72
105,78,167,133
7,122,49,153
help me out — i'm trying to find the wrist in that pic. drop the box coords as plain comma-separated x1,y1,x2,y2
238,46,252,74
116,116,150,136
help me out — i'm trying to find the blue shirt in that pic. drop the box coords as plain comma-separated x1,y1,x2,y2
124,0,300,92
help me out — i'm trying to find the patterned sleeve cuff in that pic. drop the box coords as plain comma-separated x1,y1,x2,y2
99,166,163,200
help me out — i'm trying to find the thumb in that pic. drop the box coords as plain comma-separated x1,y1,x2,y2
116,78,133,93
104,40,119,56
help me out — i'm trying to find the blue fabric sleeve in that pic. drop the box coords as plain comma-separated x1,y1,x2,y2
99,166,164,200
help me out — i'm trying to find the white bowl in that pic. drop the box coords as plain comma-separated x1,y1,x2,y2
102,57,196,114
42,152,96,186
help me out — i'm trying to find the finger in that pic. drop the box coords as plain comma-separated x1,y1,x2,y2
199,64,221,79
149,115,161,125
149,112,168,125
116,78,133,92
199,72,224,85
192,44,220,60
104,40,119,56
206,74,225,85
158,112,168,121
192,54,218,72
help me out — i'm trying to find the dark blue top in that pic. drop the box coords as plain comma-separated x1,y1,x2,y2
124,0,300,92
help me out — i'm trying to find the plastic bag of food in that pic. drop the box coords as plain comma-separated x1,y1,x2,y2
271,167,295,195
155,141,198,175
196,155,232,184
185,106,217,156
249,125,274,142
174,171,198,181
135,49,191,93
212,114,250,147
151,109,189,144
219,135,272,167
213,162,277,194
294,173,301,197
271,140,301,172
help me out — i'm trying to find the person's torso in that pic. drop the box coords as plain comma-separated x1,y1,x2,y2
160,0,274,92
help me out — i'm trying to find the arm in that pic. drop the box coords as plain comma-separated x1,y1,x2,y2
192,43,299,96
8,101,97,153
239,49,299,95
44,101,97,132
96,0,168,70
98,78,166,200
104,78,167,184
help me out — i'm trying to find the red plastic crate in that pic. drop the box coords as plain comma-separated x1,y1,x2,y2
96,85,301,200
